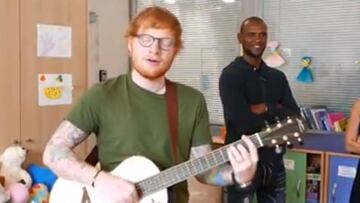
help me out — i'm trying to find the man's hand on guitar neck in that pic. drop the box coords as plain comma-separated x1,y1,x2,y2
191,136,258,187
227,136,258,186
93,171,138,203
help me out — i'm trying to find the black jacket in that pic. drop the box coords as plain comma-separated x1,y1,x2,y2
219,56,300,143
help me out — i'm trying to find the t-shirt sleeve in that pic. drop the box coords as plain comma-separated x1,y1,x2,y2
191,94,212,146
66,84,101,135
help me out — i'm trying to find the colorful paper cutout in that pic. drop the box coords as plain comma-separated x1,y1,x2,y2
264,41,286,68
296,56,314,83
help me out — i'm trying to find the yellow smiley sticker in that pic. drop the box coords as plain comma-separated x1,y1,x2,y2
44,87,63,99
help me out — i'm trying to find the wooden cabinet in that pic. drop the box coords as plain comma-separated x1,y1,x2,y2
286,132,360,203
0,0,88,164
284,149,325,203
324,152,359,203
284,151,307,203
0,0,20,151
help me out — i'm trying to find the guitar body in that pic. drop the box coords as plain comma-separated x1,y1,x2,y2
50,117,306,203
50,156,168,203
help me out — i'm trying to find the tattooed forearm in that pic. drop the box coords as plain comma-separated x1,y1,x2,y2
48,145,73,162
43,120,97,185
190,145,234,186
49,120,88,148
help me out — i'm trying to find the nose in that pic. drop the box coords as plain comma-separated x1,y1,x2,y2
21,147,29,153
254,34,262,42
149,39,161,53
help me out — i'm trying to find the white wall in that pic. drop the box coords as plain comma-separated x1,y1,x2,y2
88,0,129,85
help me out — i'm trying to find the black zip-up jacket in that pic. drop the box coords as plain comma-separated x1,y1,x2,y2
219,56,300,188
220,56,300,142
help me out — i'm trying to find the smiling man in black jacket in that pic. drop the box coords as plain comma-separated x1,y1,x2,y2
219,16,300,203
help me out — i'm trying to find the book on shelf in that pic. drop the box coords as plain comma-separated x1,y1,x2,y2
327,112,346,131
300,105,347,132
300,105,328,130
334,117,348,132
306,165,321,203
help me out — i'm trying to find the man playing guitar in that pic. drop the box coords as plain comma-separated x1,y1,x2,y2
43,6,258,203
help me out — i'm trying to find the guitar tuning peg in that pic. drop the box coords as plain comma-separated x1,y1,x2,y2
286,116,293,123
297,137,304,145
282,135,293,149
264,120,271,131
275,144,283,154
286,141,293,149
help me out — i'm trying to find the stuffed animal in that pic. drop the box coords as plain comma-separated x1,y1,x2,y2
0,183,10,203
0,146,32,188
8,183,29,203
29,183,49,203
27,164,57,192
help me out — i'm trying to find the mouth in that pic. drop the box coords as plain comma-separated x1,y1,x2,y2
253,44,263,49
146,58,160,65
251,44,265,53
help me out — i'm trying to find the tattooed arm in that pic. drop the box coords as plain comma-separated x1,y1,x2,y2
192,136,258,186
43,120,137,202
43,120,97,185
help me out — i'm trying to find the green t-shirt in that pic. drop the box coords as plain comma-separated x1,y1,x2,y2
67,73,211,203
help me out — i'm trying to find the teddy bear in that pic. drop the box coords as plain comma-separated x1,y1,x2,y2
0,182,10,203
0,146,32,189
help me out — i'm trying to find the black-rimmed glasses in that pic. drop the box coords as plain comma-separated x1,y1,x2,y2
136,34,175,51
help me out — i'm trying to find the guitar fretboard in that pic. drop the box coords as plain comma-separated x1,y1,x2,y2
135,133,264,197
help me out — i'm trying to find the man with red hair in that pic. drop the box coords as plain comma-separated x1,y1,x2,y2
43,6,258,203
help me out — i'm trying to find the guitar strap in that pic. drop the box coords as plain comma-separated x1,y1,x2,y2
165,79,180,164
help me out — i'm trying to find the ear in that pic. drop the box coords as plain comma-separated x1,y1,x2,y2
173,47,180,56
237,32,242,44
127,37,133,55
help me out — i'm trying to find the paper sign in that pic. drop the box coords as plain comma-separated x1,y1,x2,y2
338,165,357,178
284,158,295,170
38,74,73,106
37,24,72,57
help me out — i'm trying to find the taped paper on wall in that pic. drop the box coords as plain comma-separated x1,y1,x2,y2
38,74,73,106
37,24,72,58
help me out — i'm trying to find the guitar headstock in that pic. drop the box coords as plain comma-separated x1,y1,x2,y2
256,116,308,150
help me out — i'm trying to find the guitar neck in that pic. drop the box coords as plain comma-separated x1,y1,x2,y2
135,133,264,198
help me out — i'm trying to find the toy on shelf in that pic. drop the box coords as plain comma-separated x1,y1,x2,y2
297,56,314,83
27,164,57,192
0,177,10,203
0,146,32,203
264,41,286,68
29,183,49,203
8,183,29,203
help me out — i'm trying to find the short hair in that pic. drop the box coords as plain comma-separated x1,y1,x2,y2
125,6,183,49
239,16,266,34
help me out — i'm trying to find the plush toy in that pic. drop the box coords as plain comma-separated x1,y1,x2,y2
29,183,49,203
27,164,57,191
0,182,10,203
8,183,29,203
0,146,32,188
